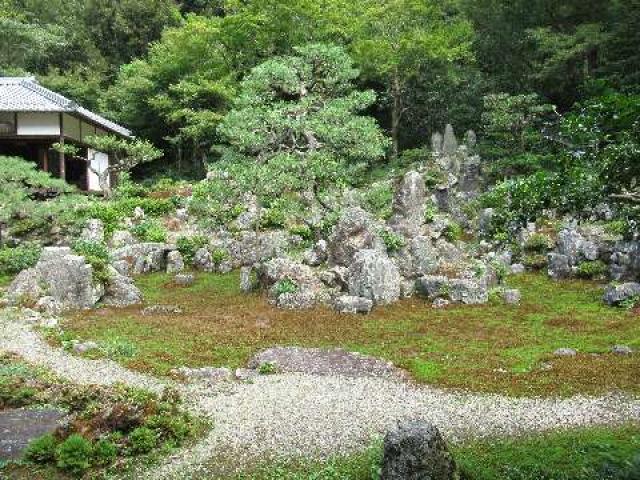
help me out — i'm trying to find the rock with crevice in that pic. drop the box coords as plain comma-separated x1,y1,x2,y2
388,171,426,238
328,207,385,267
347,249,401,305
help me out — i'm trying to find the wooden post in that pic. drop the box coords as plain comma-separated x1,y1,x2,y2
42,146,49,172
59,114,65,180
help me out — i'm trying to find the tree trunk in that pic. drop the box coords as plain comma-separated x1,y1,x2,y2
390,73,403,161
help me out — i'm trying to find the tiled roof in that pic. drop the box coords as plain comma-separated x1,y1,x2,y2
0,77,131,137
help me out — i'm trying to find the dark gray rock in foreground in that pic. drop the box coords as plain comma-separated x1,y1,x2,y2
603,282,640,306
381,420,459,480
0,408,66,460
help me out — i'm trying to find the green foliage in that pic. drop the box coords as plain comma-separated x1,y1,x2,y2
72,239,111,284
55,434,92,475
443,222,464,242
288,225,313,241
0,243,41,275
100,337,138,359
619,295,640,311
131,219,168,243
25,434,58,464
523,254,548,270
92,438,117,466
211,248,229,265
379,230,405,253
128,427,157,454
523,234,552,253
258,362,277,375
576,260,608,280
274,278,298,296
363,182,393,220
176,235,209,264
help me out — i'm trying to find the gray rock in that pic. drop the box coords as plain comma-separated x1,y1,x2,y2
72,341,99,354
416,276,449,300
142,304,183,315
334,295,374,314
510,263,525,275
80,219,104,243
175,208,189,222
235,368,259,382
194,247,214,272
133,206,145,221
258,257,326,309
112,243,170,274
554,348,577,357
548,253,572,280
112,259,131,276
603,282,640,306
503,289,521,305
388,171,426,238
611,345,633,355
110,230,135,249
347,250,401,305
556,228,585,263
166,250,185,274
275,290,317,309
431,298,450,309
448,279,488,305
171,366,233,383
227,231,289,267
380,420,458,480
394,236,438,279
442,124,458,155
0,409,66,461
7,247,97,310
101,268,143,307
328,207,384,266
303,239,328,267
240,266,254,293
35,296,63,316
478,208,494,234
174,273,195,287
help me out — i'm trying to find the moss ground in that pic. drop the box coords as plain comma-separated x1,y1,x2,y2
62,272,640,397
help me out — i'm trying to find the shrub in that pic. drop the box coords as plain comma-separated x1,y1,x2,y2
131,219,167,243
92,438,117,466
363,182,393,219
0,243,41,275
258,362,277,375
176,235,209,264
211,248,230,265
289,224,313,241
258,207,287,229
523,254,548,270
274,278,298,296
524,233,552,253
443,222,464,242
146,413,192,444
25,433,58,463
379,230,405,253
55,434,92,475
128,427,157,454
576,260,608,279
100,337,137,359
424,203,438,223
72,239,112,284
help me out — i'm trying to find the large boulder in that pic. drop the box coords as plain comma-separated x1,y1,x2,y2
380,420,459,480
448,279,488,305
548,253,571,280
101,268,143,307
7,247,99,310
347,250,401,305
328,208,384,266
166,250,185,274
394,236,438,279
226,231,289,267
258,257,326,309
111,243,171,274
603,283,640,306
388,171,426,238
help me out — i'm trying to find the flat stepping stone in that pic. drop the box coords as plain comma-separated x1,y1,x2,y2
247,346,406,379
0,408,66,460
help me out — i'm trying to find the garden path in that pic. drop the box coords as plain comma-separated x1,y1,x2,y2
1,311,638,479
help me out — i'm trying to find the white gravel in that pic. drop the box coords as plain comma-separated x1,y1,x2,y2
1,310,639,479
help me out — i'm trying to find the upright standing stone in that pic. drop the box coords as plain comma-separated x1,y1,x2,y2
388,171,426,238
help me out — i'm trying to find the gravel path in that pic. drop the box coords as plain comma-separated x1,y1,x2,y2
1,310,639,479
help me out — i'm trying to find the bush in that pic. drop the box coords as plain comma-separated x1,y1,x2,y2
25,433,58,463
72,239,111,284
131,219,167,243
176,235,209,264
55,434,93,475
524,233,552,253
523,254,548,270
0,243,41,275
443,222,464,242
259,207,287,229
363,182,393,220
128,427,157,454
211,248,230,265
100,337,137,359
274,278,298,296
576,260,608,279
146,413,192,444
92,438,117,466
379,230,405,253
289,224,313,241
258,362,277,375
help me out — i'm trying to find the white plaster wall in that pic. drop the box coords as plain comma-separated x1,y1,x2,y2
87,149,110,192
17,112,60,136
